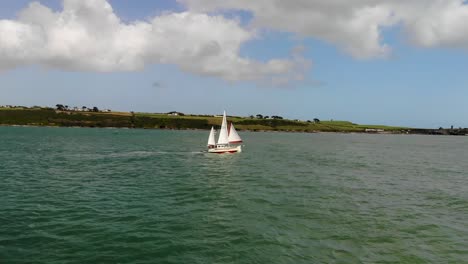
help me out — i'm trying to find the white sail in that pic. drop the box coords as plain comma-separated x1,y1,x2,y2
207,127,216,146
228,123,242,143
217,111,229,145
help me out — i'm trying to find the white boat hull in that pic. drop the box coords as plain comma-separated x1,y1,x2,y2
208,145,242,154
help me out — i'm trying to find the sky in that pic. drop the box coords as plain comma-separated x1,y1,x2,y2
1,0,468,128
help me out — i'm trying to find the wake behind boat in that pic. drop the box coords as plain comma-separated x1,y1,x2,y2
207,111,243,154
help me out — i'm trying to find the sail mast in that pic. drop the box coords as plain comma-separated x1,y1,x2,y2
217,111,229,145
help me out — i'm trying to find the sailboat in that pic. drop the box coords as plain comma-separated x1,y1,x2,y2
207,111,243,154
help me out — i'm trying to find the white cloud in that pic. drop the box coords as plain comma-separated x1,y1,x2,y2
180,0,468,58
179,0,396,59
3,0,468,83
398,0,468,48
0,0,304,83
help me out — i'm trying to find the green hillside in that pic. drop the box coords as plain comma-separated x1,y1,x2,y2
0,107,409,133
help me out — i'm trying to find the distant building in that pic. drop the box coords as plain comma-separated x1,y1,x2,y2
167,111,184,116
365,128,385,133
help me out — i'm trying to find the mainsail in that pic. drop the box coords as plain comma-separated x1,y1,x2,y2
228,123,242,143
207,127,216,146
217,111,229,145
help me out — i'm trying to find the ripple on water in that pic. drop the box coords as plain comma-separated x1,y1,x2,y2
1,128,468,263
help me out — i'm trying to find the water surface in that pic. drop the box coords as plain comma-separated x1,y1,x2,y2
1,127,467,263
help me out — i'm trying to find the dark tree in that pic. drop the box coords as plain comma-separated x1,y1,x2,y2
313,118,320,123
92,106,99,112
264,116,269,119
256,114,263,119
56,104,65,111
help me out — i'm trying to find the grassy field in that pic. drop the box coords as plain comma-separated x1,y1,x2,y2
0,108,409,133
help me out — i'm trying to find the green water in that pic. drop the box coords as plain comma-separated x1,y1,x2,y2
1,127,467,263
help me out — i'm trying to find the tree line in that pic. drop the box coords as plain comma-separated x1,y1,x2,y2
250,114,320,123
56,104,101,112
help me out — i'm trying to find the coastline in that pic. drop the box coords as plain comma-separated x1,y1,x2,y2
1,108,465,136
1,123,465,136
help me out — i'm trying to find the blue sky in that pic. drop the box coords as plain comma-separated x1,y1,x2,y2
1,0,468,128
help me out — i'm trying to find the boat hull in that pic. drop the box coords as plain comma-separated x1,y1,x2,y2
208,145,242,154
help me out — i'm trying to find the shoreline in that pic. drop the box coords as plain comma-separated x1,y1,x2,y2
1,123,465,136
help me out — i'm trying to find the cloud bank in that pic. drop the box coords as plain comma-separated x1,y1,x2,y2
180,0,468,58
0,0,304,82
2,0,468,82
